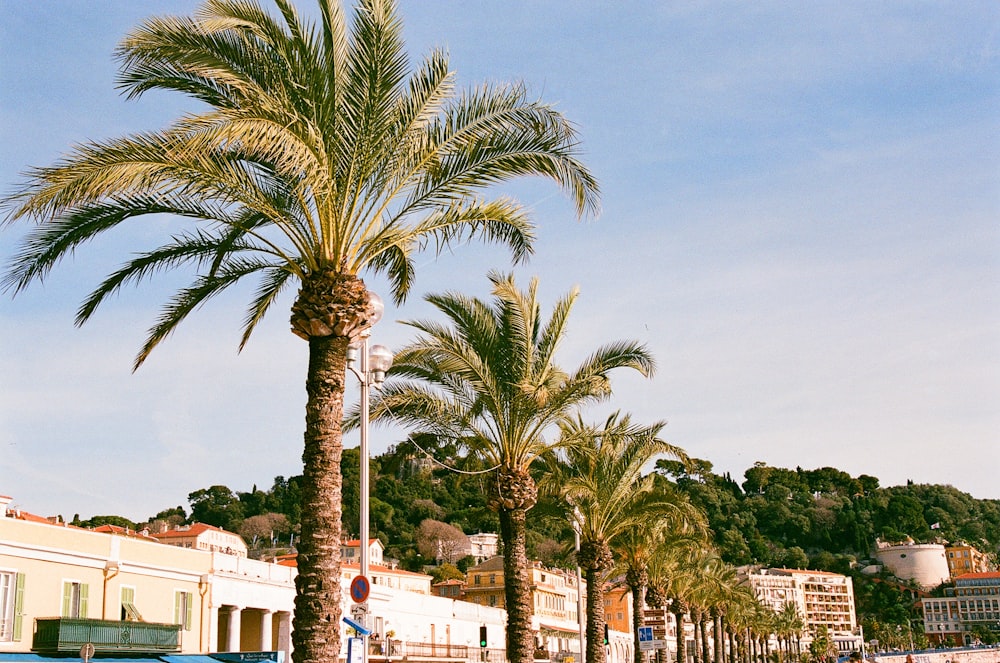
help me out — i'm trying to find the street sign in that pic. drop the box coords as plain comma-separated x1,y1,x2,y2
350,575,371,603
350,602,369,620
638,626,654,651
653,639,667,650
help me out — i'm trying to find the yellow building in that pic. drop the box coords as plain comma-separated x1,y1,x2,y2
0,498,294,659
945,543,993,578
463,557,586,659
603,583,633,636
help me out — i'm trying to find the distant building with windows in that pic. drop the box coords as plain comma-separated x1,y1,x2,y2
340,537,385,566
466,533,498,563
920,572,1000,646
151,522,248,557
742,567,861,653
945,543,993,579
461,556,601,660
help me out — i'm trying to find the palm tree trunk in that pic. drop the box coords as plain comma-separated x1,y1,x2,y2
585,566,607,663
293,333,351,663
712,611,723,663
672,607,687,663
698,610,711,663
499,506,535,663
630,582,645,663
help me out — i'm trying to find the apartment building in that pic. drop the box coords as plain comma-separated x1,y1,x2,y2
0,496,504,663
921,572,1000,646
463,556,589,659
945,543,993,579
742,567,861,653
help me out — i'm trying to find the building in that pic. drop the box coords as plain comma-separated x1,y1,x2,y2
466,533,499,563
873,539,950,589
603,583,633,636
0,494,513,663
742,567,861,653
462,556,614,662
340,538,385,566
0,505,293,657
152,523,249,558
920,572,1000,646
945,543,993,579
431,578,465,599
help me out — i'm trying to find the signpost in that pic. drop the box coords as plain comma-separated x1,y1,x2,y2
350,575,371,603
639,626,654,652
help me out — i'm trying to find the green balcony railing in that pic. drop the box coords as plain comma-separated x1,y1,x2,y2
32,618,181,654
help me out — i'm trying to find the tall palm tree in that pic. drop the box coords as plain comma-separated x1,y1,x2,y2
543,412,690,663
363,273,654,663
1,2,598,662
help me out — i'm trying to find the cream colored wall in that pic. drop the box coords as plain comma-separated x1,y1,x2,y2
0,518,209,654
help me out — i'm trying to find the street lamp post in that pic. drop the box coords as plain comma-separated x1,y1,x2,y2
347,291,393,663
572,506,585,662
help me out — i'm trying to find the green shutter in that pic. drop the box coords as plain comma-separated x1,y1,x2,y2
184,593,193,630
12,573,25,641
174,592,181,625
78,583,89,618
61,583,72,618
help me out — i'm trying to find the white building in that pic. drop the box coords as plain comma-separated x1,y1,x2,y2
0,496,505,663
874,539,950,590
742,567,862,653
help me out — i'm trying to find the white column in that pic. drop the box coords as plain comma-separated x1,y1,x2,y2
260,610,273,651
277,612,293,660
206,604,219,653
226,606,243,652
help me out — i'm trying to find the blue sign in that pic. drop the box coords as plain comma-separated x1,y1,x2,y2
638,626,654,642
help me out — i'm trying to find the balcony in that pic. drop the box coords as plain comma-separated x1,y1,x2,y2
32,618,181,654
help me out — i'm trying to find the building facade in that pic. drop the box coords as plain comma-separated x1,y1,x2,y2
743,567,861,653
0,496,520,663
945,544,993,579
463,556,634,663
921,572,1000,646
874,539,950,590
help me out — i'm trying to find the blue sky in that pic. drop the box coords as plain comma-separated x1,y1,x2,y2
1,2,998,522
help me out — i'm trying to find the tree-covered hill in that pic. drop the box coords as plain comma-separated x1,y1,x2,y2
75,444,999,640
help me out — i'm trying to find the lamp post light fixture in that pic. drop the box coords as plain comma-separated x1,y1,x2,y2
347,291,393,663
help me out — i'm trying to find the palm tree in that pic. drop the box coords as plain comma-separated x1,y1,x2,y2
363,272,654,663
613,494,706,663
1,2,598,662
543,412,690,663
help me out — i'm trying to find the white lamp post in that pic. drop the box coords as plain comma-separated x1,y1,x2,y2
347,291,393,663
573,506,586,662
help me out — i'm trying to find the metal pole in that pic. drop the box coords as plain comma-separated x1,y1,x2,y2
574,508,585,662
359,334,370,663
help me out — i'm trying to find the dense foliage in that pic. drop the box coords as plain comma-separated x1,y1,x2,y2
124,448,1000,640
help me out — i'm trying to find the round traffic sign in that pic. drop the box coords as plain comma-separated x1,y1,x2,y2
350,575,370,603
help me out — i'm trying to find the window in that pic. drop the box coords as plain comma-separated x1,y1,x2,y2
0,572,25,642
62,581,89,618
174,591,193,630
121,587,142,621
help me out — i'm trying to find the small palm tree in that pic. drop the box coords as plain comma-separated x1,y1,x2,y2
544,412,690,663
363,272,654,663
1,2,598,662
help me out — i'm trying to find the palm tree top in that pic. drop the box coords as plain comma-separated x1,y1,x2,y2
3,0,599,366
362,271,655,469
